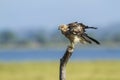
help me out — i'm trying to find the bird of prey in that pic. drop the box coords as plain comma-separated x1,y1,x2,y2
59,22,100,48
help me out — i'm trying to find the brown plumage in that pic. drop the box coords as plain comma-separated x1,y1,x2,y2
58,22,100,48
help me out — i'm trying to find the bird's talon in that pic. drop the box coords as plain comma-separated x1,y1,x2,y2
68,45,74,49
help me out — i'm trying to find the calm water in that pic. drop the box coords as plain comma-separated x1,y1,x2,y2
0,48,120,62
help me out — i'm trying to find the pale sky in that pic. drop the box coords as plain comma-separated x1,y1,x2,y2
0,0,120,30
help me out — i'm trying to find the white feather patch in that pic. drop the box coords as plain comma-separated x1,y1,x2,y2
74,36,80,43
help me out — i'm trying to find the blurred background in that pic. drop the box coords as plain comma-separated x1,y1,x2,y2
0,0,120,80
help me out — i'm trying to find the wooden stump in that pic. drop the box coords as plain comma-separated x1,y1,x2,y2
59,46,74,80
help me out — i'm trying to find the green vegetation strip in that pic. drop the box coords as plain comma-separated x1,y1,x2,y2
0,61,120,80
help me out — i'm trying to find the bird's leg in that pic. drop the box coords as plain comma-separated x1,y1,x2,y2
68,42,75,49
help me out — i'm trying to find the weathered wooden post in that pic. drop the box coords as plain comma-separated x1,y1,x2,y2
59,46,74,80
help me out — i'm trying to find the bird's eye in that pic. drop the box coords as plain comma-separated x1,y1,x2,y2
62,26,64,28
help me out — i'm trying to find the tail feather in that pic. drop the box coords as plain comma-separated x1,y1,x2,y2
81,35,92,44
78,23,97,29
85,26,97,29
83,34,100,45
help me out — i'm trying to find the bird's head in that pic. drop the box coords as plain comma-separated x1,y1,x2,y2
58,24,68,32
